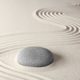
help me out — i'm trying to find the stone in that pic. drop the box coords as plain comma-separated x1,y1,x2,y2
17,47,54,67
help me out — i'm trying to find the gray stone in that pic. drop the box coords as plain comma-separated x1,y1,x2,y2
17,47,54,67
